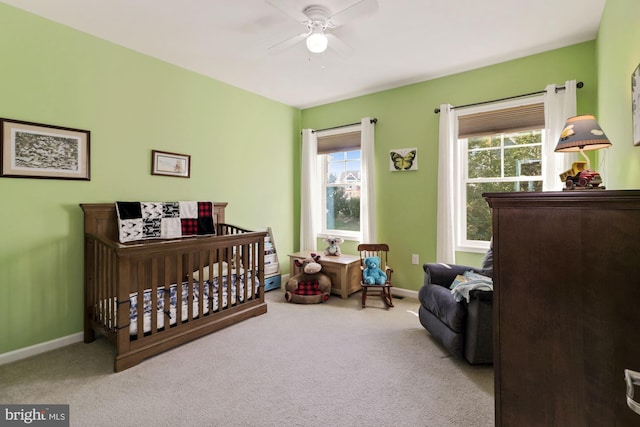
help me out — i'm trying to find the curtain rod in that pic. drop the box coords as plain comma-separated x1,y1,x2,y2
433,82,584,114
312,118,377,133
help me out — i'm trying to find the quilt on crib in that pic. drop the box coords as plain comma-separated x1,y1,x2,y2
115,201,215,243
115,273,258,336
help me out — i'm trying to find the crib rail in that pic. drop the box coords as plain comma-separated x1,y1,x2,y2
83,222,267,370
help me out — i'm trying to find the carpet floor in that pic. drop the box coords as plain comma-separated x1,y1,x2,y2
0,289,494,426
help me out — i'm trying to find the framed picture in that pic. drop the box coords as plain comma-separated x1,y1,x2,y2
1,118,90,180
151,150,190,178
389,148,418,171
633,63,640,146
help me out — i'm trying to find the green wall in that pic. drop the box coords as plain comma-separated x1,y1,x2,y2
301,41,597,292
0,4,299,354
596,0,640,188
6,0,638,358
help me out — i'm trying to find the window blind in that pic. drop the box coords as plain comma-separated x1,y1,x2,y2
458,102,545,139
317,130,361,154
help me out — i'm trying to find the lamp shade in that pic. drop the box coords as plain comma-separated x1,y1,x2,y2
554,114,612,152
306,32,328,53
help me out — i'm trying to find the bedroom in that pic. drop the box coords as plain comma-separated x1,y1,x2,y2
0,0,639,424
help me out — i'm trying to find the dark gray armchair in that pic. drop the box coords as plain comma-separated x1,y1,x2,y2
418,250,493,365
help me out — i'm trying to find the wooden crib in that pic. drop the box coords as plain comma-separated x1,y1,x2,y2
80,202,267,372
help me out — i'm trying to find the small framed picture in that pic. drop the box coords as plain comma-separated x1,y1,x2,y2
632,63,640,146
1,118,90,180
151,150,190,178
389,148,418,171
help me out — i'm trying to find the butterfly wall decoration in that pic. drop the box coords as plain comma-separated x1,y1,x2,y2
389,148,418,171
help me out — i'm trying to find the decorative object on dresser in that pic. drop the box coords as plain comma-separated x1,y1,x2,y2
554,114,611,189
80,201,268,372
151,149,190,178
484,190,640,426
357,244,394,308
417,245,494,365
288,251,361,299
0,118,90,180
284,253,332,304
263,227,281,291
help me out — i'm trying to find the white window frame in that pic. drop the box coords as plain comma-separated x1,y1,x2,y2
454,95,546,253
316,124,362,241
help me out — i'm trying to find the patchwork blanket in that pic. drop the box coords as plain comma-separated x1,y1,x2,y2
116,201,215,243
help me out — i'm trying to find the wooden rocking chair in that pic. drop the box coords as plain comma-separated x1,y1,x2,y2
357,243,394,308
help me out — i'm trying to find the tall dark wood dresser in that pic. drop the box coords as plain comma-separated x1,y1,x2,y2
484,190,640,427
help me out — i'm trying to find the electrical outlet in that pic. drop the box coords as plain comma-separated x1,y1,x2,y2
411,254,419,265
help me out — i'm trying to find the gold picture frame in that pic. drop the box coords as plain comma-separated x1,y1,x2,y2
151,150,190,178
0,118,90,180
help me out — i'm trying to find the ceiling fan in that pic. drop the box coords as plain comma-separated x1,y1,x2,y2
266,0,378,56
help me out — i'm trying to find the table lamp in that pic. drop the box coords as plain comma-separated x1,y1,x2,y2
554,114,612,189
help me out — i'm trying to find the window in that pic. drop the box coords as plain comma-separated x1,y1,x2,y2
317,126,362,239
455,97,545,251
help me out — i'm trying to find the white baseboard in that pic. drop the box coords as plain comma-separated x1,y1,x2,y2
0,332,84,366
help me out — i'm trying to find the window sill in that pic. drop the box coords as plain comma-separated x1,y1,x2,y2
318,232,360,242
457,242,490,254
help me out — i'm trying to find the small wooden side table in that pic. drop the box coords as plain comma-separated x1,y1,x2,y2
288,251,361,299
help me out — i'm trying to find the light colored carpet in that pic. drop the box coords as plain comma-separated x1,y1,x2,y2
0,289,494,427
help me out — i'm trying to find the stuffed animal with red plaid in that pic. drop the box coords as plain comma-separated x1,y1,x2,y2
285,253,332,304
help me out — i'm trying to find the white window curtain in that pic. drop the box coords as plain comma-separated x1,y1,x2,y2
300,129,319,251
543,80,577,191
436,104,456,264
360,117,376,243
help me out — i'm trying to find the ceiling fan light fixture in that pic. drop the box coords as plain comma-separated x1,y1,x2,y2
306,32,328,53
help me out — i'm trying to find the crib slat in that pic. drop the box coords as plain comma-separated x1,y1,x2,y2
186,251,194,322
176,254,183,325
137,260,145,338
218,247,225,311
197,250,204,319
96,242,103,328
164,255,171,331
106,243,115,334
225,247,232,309
116,256,131,356
151,257,158,335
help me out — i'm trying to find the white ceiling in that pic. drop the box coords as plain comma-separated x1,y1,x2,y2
2,0,606,109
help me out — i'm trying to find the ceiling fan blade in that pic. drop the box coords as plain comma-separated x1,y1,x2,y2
326,33,353,58
265,0,309,22
328,0,378,27
268,32,308,55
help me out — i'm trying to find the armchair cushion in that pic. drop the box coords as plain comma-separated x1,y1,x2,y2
418,283,466,333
